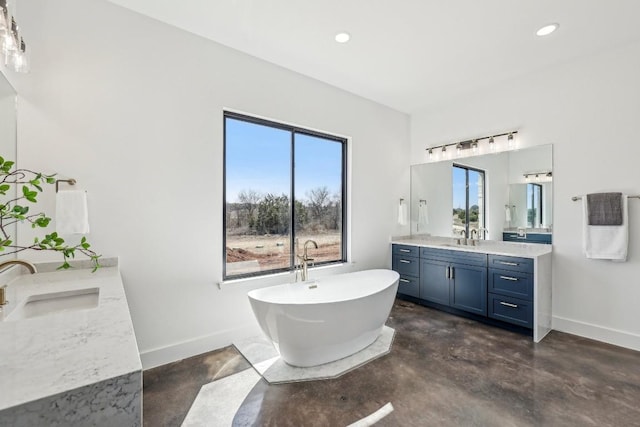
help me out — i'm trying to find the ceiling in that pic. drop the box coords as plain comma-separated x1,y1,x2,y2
107,0,640,114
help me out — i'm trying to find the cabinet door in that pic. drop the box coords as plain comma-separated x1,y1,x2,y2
449,263,487,315
419,259,449,305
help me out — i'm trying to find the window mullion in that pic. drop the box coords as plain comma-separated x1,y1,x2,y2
290,131,296,271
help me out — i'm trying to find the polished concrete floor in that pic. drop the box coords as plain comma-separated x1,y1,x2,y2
143,300,640,426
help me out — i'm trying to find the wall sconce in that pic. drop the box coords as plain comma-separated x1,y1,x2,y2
524,171,552,182
425,130,519,162
0,0,29,73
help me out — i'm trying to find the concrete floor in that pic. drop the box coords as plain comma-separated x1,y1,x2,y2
143,299,640,426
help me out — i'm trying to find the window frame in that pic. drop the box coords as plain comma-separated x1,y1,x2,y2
452,163,486,239
222,111,348,280
527,183,543,228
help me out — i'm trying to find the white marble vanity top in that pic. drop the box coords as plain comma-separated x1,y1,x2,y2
392,235,552,258
0,259,141,411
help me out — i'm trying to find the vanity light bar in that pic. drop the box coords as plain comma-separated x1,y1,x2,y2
523,171,552,180
426,130,518,159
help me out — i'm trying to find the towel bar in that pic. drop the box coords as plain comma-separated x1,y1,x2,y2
571,195,640,201
55,178,76,193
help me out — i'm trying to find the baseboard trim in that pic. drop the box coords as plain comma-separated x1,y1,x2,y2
139,324,261,370
552,315,640,352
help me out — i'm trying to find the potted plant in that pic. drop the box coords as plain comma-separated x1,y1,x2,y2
0,156,100,271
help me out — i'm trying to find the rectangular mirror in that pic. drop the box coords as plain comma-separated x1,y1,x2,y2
411,144,552,243
0,71,18,254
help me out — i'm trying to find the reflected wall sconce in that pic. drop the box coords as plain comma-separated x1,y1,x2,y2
523,171,552,182
425,130,519,162
0,0,29,73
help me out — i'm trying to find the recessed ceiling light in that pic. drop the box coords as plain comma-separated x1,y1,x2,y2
335,32,350,43
536,23,559,37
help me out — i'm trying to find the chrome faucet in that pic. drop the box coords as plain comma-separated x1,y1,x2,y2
457,229,467,245
470,229,478,240
0,259,37,306
296,240,318,282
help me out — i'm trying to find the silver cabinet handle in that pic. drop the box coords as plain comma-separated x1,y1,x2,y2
399,249,411,253
400,278,410,283
445,266,450,279
498,261,519,266
399,260,411,264
499,276,519,281
500,301,519,308
450,266,454,280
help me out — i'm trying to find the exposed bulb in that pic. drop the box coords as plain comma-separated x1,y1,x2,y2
488,136,496,152
11,38,28,73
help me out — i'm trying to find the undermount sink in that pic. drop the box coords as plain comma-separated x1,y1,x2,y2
7,287,100,321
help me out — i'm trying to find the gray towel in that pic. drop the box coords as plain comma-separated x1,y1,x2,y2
587,192,623,225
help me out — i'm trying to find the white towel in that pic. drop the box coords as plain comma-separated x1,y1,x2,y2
583,195,628,261
56,190,90,235
418,202,429,226
397,202,407,226
505,206,512,222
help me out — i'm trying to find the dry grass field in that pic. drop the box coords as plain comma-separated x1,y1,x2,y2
226,232,341,275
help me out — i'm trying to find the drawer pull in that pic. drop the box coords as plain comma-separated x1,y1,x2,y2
500,301,519,308
498,261,519,266
399,278,410,283
399,249,411,253
399,260,411,264
499,275,519,281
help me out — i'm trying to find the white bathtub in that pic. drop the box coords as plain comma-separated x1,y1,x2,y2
247,269,399,367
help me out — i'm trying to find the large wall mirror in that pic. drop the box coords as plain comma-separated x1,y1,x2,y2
411,144,552,242
0,71,18,253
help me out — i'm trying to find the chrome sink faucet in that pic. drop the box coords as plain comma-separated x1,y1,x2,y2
0,259,37,306
457,229,467,245
296,240,318,282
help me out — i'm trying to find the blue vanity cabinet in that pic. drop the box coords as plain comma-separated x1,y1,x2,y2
392,243,547,337
392,244,420,298
449,261,488,316
503,232,552,244
419,248,488,316
419,258,450,305
487,254,534,328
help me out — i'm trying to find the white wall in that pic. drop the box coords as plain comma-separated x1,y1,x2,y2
9,0,410,368
412,39,640,351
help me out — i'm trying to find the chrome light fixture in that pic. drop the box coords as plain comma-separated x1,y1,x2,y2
0,0,29,73
425,130,519,161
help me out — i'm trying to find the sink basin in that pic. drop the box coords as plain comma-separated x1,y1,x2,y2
7,288,99,321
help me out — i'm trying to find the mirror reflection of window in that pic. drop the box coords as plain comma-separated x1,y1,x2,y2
527,183,542,228
452,164,485,238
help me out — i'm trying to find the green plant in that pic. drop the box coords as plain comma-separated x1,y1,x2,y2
0,156,100,271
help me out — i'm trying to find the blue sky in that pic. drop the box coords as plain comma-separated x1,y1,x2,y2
452,166,481,209
225,118,343,203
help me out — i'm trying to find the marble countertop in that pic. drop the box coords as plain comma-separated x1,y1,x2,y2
0,259,141,411
392,235,552,258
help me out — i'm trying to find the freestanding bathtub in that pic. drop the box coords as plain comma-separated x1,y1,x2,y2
247,269,399,367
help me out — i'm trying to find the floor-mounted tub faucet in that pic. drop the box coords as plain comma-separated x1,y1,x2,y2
296,240,318,282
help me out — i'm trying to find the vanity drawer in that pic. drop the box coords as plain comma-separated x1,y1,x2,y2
392,254,420,276
392,244,420,258
488,255,533,274
488,268,533,301
397,274,419,298
488,293,533,329
420,247,487,267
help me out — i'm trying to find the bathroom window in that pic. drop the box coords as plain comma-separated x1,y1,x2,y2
452,164,485,238
527,183,542,228
223,111,347,279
